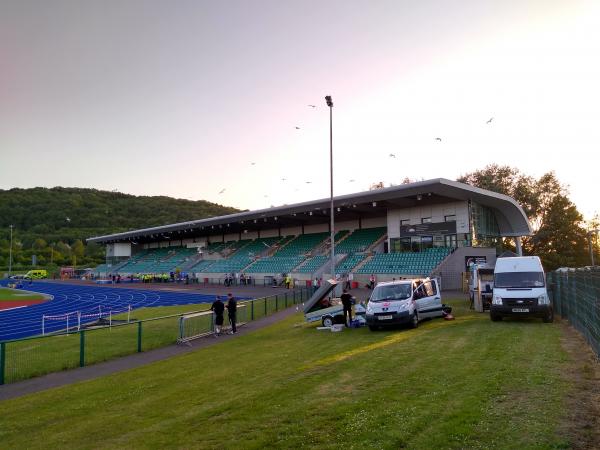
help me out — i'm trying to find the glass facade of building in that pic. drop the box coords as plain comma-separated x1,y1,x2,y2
470,202,502,249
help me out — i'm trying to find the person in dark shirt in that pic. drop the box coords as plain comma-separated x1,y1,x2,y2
340,289,354,327
210,296,225,336
226,293,237,334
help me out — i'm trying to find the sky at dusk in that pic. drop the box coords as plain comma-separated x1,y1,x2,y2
0,0,598,220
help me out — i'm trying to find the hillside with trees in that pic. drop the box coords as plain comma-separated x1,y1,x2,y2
0,187,239,270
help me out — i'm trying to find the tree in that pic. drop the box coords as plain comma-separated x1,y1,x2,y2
33,238,47,251
458,164,589,270
72,240,85,259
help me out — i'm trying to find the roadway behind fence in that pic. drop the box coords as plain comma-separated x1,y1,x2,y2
548,267,600,356
0,287,310,385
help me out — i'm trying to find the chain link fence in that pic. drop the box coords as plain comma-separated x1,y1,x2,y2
0,287,310,385
548,267,600,356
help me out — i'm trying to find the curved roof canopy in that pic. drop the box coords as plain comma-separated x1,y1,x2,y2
87,178,531,244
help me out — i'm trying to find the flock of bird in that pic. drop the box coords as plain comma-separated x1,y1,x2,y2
216,106,494,196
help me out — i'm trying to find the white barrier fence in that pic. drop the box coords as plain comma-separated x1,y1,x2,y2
42,305,132,336
177,304,247,344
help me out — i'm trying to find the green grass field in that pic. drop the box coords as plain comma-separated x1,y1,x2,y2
0,287,45,302
0,297,574,449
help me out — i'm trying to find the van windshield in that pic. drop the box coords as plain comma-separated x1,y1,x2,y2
494,272,545,288
370,284,412,302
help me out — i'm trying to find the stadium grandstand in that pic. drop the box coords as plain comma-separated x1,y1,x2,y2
88,178,531,289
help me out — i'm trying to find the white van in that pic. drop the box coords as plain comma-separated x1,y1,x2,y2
366,278,443,330
490,256,553,322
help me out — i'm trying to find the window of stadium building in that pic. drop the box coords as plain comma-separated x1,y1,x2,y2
421,217,432,224
444,215,456,222
390,238,409,252
444,234,458,248
421,236,433,250
392,236,441,252
410,236,427,252
471,203,500,238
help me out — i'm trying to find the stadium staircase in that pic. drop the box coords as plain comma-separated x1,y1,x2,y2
117,249,156,274
202,237,283,273
352,254,373,273
335,253,368,274
244,233,329,274
334,227,386,254
148,247,197,273
295,255,328,273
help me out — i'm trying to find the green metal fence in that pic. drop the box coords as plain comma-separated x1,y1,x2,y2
0,287,310,385
548,267,600,356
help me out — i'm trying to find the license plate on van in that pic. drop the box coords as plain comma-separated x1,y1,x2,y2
378,315,393,320
512,308,529,313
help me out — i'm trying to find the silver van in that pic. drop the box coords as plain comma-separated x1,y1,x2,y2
366,278,443,330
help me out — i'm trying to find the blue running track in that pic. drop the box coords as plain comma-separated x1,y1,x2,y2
0,280,244,341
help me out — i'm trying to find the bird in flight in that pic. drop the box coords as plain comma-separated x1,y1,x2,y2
295,126,301,130
486,117,494,124
66,217,71,222
389,153,396,158
305,181,312,184
218,188,226,194
308,104,316,108
250,162,256,165
349,179,355,182
435,137,442,142
281,178,287,181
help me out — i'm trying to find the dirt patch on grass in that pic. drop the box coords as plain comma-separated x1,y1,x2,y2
558,320,600,449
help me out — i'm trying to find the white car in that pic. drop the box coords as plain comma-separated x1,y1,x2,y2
366,278,443,330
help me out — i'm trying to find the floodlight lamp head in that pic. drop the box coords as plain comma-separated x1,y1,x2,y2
325,95,333,107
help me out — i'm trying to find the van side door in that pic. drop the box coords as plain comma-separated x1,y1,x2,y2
415,280,442,318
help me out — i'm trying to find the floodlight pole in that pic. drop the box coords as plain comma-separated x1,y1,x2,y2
325,95,335,280
8,225,13,276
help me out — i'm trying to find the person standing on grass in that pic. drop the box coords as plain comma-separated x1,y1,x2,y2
340,289,354,327
210,296,225,336
226,292,237,334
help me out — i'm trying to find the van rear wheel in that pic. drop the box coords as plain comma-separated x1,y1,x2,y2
490,314,502,322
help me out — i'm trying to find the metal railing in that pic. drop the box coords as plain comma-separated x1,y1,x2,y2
548,267,600,356
0,287,310,385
